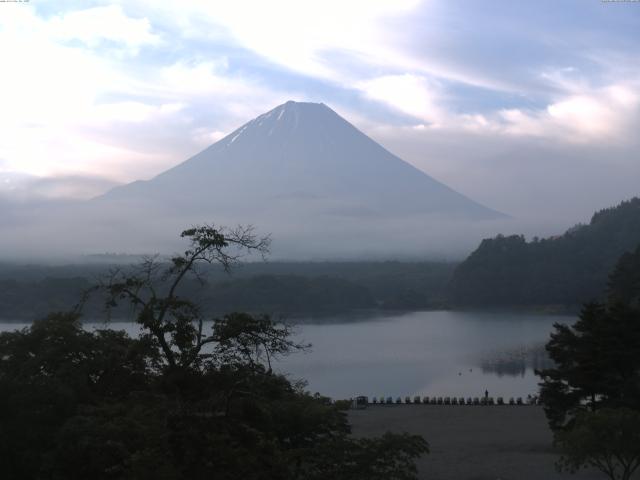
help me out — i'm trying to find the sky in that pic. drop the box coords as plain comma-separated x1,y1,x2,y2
1,0,639,229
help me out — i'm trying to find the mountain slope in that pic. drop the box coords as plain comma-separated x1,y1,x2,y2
449,198,640,307
97,101,502,220
2,101,508,259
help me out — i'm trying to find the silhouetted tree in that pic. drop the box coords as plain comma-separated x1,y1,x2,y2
103,224,271,371
0,312,160,479
555,408,640,480
0,224,429,479
538,245,640,479
538,247,640,430
608,244,640,309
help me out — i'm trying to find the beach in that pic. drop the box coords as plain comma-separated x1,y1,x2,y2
349,405,607,480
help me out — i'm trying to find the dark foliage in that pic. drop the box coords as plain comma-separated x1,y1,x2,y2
538,243,640,430
450,198,640,308
0,224,428,479
538,245,640,479
0,312,161,479
555,408,640,480
538,302,640,430
608,243,640,309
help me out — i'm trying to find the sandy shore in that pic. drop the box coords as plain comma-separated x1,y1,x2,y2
349,405,610,480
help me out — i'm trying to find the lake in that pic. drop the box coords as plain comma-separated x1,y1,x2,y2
0,310,572,400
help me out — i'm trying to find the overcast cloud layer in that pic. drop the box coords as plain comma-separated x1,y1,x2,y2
1,0,639,232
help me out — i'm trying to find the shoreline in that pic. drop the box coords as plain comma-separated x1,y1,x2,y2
0,306,578,324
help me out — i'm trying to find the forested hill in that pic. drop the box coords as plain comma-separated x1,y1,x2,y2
0,261,455,320
449,198,640,309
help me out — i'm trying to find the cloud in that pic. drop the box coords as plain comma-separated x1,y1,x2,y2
357,74,446,125
47,5,160,54
0,171,121,201
497,84,639,142
360,74,640,146
28,175,122,200
0,6,291,181
0,6,138,176
155,0,424,82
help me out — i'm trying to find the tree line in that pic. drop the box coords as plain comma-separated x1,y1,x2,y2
0,261,454,320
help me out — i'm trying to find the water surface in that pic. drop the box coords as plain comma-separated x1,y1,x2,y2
0,310,572,400
272,310,571,399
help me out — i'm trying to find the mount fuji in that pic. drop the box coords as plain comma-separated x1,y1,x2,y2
5,101,508,259
100,101,502,219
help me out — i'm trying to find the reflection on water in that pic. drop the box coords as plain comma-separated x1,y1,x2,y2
276,310,573,399
478,344,553,377
0,310,573,399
